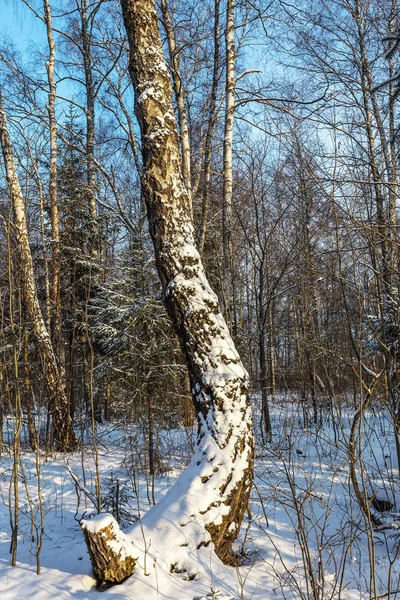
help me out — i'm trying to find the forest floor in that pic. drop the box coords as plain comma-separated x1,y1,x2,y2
0,398,400,599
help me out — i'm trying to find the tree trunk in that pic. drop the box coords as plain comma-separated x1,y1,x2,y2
198,1,220,256
0,96,77,452
81,514,137,588
81,0,253,586
23,331,37,451
268,297,276,397
160,0,192,199
44,0,62,349
259,331,272,442
80,0,99,258
222,0,236,333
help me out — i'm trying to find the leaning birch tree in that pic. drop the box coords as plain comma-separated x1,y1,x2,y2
81,0,253,586
0,95,77,452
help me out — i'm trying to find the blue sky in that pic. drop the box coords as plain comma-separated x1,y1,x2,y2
1,1,44,53
1,1,80,118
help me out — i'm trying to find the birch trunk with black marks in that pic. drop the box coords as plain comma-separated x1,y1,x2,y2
0,96,77,452
44,0,62,347
198,0,220,257
222,0,237,333
81,0,253,586
160,0,192,199
80,0,99,258
223,0,235,265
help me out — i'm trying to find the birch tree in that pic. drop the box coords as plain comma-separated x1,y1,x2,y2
81,0,253,585
0,95,77,452
222,0,236,332
80,0,99,257
198,0,221,257
160,0,192,199
43,0,62,350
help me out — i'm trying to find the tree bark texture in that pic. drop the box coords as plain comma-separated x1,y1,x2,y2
81,0,253,583
43,0,62,347
81,514,137,587
0,96,77,452
80,0,99,258
160,0,192,199
221,0,237,333
121,0,253,558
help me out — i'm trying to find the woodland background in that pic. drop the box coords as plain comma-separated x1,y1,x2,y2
0,1,400,596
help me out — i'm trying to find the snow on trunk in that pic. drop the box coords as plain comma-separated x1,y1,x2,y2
81,0,253,586
121,0,254,559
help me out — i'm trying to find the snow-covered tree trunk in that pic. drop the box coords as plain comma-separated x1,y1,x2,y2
82,0,253,585
81,514,137,587
0,95,77,452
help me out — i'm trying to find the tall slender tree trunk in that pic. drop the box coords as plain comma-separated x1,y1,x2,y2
30,151,51,333
223,0,235,269
259,331,272,442
43,0,62,349
198,0,221,257
0,96,77,452
257,253,272,441
80,0,99,258
160,0,192,199
81,0,253,586
222,0,237,334
23,331,37,450
268,297,276,397
386,3,398,280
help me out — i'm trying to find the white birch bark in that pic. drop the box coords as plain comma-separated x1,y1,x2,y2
223,0,235,267
222,0,237,332
0,96,77,451
160,0,192,198
43,0,62,346
124,0,253,560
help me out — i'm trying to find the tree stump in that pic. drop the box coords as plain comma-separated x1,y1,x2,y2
81,513,137,587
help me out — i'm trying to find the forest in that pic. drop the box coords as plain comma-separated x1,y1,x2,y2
0,0,399,598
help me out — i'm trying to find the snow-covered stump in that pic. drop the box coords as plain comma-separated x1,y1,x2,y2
81,514,137,587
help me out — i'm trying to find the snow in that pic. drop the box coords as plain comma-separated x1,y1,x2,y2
1,399,400,599
81,513,137,561
137,86,158,104
82,512,115,534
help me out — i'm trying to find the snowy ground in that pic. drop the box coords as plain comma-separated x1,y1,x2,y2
1,398,400,599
